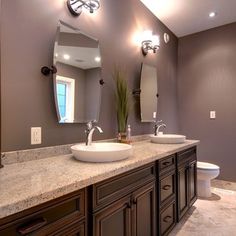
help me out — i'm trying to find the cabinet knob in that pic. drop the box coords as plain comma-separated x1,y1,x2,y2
162,161,170,166
133,199,137,205
126,202,132,209
163,215,172,223
17,217,47,235
162,185,171,191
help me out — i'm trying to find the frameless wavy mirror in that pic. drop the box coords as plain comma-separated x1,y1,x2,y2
140,63,158,122
53,21,102,123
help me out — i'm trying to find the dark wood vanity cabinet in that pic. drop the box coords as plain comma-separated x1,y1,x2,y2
157,155,177,236
157,148,197,235
0,189,86,236
176,147,197,221
89,163,156,236
0,146,198,236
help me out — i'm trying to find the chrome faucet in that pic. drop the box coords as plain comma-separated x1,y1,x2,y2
85,121,103,146
154,120,166,136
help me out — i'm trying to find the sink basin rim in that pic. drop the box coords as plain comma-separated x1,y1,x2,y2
150,134,186,144
71,142,132,152
71,142,133,163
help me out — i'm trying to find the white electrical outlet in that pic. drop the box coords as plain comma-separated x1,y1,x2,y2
31,127,42,145
210,111,216,119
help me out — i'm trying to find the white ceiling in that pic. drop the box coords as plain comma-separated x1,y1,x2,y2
140,0,236,37
55,24,101,69
55,45,101,69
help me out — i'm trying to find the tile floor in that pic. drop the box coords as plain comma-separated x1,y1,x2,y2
170,180,236,236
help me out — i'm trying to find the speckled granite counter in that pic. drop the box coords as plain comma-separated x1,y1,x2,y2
0,139,199,219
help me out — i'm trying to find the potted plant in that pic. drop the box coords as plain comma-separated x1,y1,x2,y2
113,67,129,142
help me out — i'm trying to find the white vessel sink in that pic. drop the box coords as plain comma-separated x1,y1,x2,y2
71,142,133,163
150,134,186,144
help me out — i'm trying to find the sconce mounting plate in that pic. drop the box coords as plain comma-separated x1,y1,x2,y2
67,0,100,16
41,66,57,76
142,40,152,56
99,79,105,85
67,0,82,16
141,33,160,56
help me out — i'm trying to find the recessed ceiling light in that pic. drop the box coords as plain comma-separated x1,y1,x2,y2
95,56,101,62
209,12,217,18
63,54,70,60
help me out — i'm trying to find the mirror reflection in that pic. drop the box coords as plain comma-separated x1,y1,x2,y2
53,21,102,123
140,63,158,122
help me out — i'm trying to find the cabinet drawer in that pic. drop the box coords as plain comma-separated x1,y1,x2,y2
160,170,176,206
36,219,85,236
91,163,155,211
158,155,175,175
160,201,176,236
177,147,196,166
0,189,85,236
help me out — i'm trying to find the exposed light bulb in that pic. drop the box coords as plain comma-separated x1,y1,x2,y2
152,35,160,47
209,12,216,18
95,56,101,62
142,30,153,41
63,54,70,60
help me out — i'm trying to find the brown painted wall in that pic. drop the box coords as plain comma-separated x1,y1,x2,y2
1,0,179,152
178,23,236,181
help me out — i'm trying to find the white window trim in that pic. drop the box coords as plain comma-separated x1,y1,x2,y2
56,75,75,122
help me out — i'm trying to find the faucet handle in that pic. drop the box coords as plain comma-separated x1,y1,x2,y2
154,120,162,130
85,122,92,136
96,126,103,133
86,120,95,130
155,120,163,124
87,120,97,127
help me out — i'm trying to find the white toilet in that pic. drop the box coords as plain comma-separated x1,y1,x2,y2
197,161,220,198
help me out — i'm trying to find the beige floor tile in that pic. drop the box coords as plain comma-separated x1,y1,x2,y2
170,180,236,236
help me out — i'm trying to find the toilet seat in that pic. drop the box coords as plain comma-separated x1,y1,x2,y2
197,161,220,171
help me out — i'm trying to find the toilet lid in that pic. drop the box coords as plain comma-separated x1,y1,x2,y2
197,161,220,170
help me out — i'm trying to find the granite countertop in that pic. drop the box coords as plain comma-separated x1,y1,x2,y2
0,139,199,219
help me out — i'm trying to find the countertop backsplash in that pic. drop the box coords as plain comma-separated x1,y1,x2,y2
1,135,151,165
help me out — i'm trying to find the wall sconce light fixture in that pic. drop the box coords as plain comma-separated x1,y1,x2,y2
67,0,100,16
141,30,160,56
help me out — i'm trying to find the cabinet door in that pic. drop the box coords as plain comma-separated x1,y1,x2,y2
131,181,156,236
188,161,197,206
177,165,188,221
94,196,131,236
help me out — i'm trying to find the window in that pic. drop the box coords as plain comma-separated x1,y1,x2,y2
56,76,75,123
57,82,67,118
